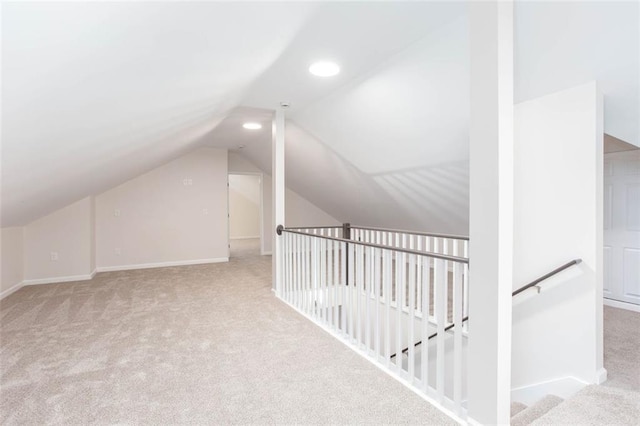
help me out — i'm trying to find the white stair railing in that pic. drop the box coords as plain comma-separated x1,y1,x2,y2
277,225,470,420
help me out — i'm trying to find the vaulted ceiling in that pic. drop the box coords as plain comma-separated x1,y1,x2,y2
3,1,638,233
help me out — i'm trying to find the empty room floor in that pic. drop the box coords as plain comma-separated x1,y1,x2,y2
0,247,455,425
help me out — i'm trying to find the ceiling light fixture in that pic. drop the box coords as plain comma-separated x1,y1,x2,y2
309,61,340,77
242,122,262,130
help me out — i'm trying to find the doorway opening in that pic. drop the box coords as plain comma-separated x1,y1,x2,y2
603,135,640,312
228,173,263,258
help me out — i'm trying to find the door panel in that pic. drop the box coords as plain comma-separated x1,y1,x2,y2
623,248,640,301
604,150,640,306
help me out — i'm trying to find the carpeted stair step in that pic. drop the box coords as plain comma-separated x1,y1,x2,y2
530,385,640,425
511,395,563,426
511,401,528,418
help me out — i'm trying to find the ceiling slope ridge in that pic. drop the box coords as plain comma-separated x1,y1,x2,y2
285,119,368,175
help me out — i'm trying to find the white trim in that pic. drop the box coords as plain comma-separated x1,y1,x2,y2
96,257,228,273
510,376,588,406
0,281,24,299
604,298,640,313
595,367,608,384
228,171,265,258
22,269,97,286
262,251,272,256
230,236,260,240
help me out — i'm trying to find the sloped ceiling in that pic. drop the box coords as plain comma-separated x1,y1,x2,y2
515,0,639,146
3,1,639,236
1,1,316,226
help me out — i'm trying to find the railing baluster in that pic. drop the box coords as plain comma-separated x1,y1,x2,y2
384,248,392,368
322,237,328,325
453,241,463,414
416,235,423,313
408,249,416,382
305,235,311,315
327,240,338,330
356,243,363,347
341,240,347,336
365,245,372,352
300,235,305,311
432,237,439,320
395,250,403,373
421,255,431,393
302,235,307,313
349,241,356,343
294,234,299,309
374,245,381,360
285,233,290,302
312,237,318,319
435,256,446,403
443,239,449,325
463,240,469,331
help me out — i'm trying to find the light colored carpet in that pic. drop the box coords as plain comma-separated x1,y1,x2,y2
510,401,527,418
511,395,563,426
230,238,261,259
0,240,456,425
603,305,640,391
531,385,640,425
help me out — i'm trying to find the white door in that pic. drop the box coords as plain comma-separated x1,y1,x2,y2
604,150,640,305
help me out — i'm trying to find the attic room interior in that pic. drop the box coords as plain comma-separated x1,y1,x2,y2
1,1,639,425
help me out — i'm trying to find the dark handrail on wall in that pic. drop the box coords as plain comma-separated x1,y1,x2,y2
511,259,582,297
389,259,582,359
286,225,342,230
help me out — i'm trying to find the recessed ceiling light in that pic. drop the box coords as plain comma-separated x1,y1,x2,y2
242,122,262,130
309,61,340,77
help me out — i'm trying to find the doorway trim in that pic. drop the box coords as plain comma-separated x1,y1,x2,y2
228,172,266,257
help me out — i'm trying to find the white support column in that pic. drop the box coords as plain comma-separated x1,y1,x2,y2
272,107,285,293
467,1,513,425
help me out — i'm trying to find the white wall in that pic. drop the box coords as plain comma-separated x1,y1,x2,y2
228,151,340,255
286,188,340,228
512,82,604,389
24,197,94,283
515,0,639,147
96,147,228,269
229,174,261,239
1,227,24,297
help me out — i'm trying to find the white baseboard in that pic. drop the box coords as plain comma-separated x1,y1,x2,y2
511,376,588,406
595,367,608,384
96,257,228,272
0,281,25,300
231,236,260,240
604,298,640,313
22,269,97,286
2,258,229,296
261,251,272,256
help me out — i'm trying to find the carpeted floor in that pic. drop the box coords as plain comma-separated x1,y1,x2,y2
2,239,638,425
0,239,456,425
603,304,640,391
531,385,640,425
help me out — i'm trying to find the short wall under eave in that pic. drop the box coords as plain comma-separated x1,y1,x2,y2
1,227,24,299
23,197,94,283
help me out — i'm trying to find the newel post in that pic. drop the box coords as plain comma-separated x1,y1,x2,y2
467,0,514,424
